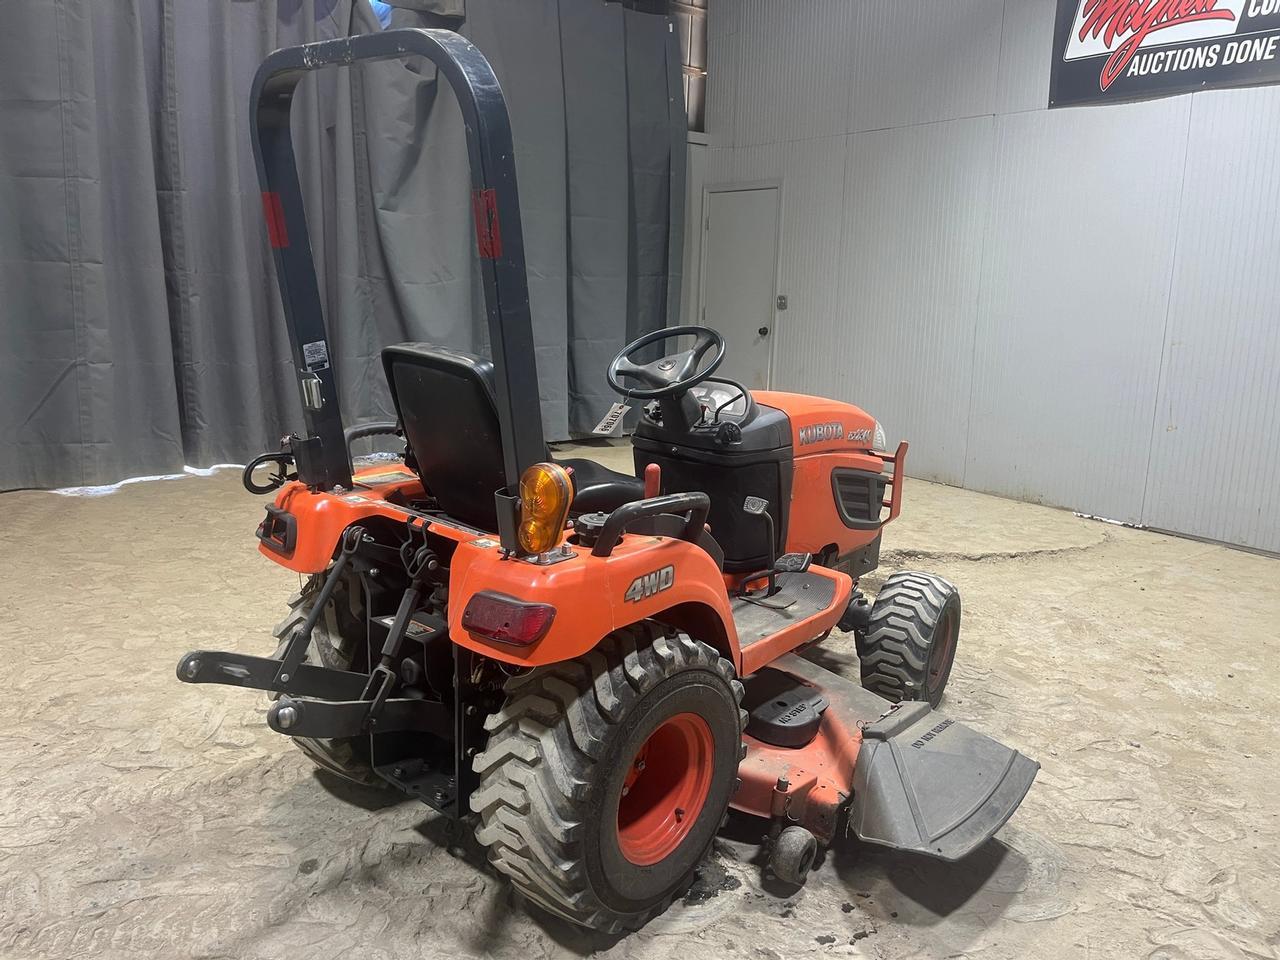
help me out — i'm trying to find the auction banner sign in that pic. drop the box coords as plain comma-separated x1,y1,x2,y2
1050,1,1280,107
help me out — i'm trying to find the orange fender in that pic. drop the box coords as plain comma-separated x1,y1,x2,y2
447,533,743,670
259,472,431,574
255,467,743,670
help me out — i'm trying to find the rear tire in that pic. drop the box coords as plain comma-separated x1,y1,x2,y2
471,623,745,932
271,575,385,788
857,571,960,708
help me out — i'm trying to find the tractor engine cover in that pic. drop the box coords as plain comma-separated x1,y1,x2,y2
741,668,829,748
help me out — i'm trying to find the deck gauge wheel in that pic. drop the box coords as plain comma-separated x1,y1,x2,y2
769,825,818,885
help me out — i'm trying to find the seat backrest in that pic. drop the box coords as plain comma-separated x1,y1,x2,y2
382,343,506,530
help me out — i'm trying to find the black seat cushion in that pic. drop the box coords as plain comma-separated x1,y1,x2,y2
559,457,646,515
382,343,507,530
382,342,645,528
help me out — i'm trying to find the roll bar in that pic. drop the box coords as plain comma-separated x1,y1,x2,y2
250,29,545,494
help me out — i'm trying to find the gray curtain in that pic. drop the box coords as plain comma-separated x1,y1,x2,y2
0,0,686,490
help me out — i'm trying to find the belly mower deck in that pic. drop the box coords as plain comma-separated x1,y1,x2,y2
734,653,1038,858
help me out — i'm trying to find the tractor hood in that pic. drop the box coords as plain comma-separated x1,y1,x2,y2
752,392,880,454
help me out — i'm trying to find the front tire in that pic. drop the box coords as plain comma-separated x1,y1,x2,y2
857,571,960,707
471,623,745,932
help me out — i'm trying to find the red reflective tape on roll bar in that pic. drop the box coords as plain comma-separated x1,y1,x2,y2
472,188,502,259
262,192,289,248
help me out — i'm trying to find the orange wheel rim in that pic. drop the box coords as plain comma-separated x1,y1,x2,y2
616,712,714,866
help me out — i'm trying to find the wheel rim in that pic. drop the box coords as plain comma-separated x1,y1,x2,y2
925,607,958,698
616,712,715,866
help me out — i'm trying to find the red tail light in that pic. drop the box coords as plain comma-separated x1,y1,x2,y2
461,591,556,646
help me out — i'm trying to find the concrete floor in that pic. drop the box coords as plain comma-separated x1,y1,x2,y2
2,444,1278,960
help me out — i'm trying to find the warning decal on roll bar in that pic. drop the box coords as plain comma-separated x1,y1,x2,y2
302,340,330,370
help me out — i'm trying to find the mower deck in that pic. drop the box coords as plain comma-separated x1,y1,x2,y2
735,653,1038,855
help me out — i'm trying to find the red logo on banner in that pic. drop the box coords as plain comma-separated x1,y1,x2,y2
1077,0,1238,90
472,188,503,260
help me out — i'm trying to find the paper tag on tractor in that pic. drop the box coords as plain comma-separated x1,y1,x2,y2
592,402,631,436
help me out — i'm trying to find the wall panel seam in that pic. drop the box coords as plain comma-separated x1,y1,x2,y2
957,0,1013,488
1138,94,1197,525
961,117,1000,489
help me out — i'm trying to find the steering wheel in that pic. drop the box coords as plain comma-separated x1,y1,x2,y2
607,325,726,400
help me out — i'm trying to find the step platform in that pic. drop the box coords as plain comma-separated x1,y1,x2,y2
731,570,838,649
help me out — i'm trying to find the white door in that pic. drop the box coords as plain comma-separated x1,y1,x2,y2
699,187,780,390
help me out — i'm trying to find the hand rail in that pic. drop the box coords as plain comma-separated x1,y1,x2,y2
590,492,711,558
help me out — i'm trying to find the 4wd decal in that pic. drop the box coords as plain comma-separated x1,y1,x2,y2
624,565,674,603
798,421,843,446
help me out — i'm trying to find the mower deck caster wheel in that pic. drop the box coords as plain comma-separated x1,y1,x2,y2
769,825,818,885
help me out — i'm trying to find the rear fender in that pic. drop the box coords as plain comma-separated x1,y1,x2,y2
254,463,435,570
257,470,742,669
259,478,429,573
447,534,742,670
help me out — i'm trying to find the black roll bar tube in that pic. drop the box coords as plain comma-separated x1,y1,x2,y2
250,29,546,504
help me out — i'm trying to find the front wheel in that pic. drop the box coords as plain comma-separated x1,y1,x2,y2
857,571,960,707
470,623,745,932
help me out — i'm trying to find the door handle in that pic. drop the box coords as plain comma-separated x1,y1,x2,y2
757,326,770,337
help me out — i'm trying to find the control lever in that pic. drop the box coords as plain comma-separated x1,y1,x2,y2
743,496,778,597
643,463,661,498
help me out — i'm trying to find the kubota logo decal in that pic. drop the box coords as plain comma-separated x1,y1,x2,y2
798,422,843,446
624,565,674,603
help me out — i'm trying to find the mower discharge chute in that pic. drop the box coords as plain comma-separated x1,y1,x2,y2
176,28,1038,933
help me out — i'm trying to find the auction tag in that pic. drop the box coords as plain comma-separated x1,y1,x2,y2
592,402,632,436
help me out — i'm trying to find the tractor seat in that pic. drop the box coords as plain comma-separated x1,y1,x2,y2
382,342,644,530
557,456,645,514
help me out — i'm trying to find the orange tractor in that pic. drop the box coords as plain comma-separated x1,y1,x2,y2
177,29,1037,932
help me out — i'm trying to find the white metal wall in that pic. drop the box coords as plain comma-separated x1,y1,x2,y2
688,0,1280,552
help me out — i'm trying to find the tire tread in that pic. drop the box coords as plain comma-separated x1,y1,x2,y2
470,623,743,932
858,571,960,705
